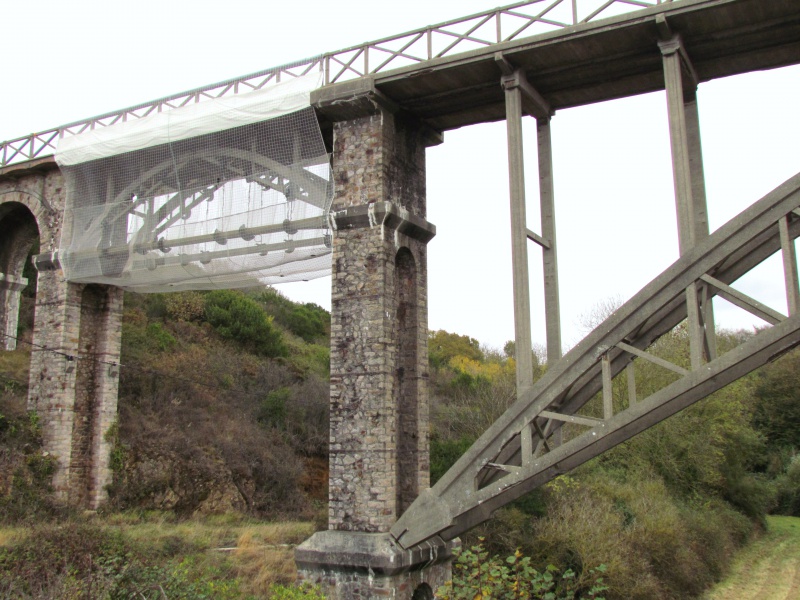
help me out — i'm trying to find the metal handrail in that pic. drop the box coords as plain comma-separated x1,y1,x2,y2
0,0,672,168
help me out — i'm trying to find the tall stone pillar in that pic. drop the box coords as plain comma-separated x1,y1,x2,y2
30,257,124,509
296,81,456,599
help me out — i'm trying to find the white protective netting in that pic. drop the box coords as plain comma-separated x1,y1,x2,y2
56,72,332,292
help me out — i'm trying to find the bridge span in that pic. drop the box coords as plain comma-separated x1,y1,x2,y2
1,1,799,598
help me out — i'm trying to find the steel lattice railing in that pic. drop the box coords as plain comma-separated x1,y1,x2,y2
1,0,673,168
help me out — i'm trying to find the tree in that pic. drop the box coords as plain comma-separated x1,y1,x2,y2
429,330,483,369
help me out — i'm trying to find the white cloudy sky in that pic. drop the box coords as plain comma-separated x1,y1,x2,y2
2,0,799,350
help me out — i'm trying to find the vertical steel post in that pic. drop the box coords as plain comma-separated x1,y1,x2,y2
538,117,562,365
504,84,535,396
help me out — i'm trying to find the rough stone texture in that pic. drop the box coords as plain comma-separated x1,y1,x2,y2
302,100,449,598
328,108,431,534
0,159,123,509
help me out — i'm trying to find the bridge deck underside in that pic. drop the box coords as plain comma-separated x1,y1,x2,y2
364,0,800,131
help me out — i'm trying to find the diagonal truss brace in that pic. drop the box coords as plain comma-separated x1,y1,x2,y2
391,171,800,549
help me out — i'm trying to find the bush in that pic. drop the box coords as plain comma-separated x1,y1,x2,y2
437,541,607,600
165,291,206,322
205,290,287,358
0,522,243,599
430,435,474,484
258,387,291,430
773,453,800,516
257,289,330,343
0,403,60,524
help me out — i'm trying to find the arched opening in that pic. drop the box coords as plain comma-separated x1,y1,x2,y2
0,202,39,351
395,247,419,516
412,583,434,600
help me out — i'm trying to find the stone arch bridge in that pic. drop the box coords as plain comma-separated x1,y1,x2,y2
1,0,799,597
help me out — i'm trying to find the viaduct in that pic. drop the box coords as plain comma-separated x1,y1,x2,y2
1,0,800,597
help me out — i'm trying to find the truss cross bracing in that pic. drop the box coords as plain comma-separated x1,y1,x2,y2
392,172,800,548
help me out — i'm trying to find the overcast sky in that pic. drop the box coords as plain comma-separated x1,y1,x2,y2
2,0,799,350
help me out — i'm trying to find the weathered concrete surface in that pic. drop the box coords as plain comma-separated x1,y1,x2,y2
296,531,456,599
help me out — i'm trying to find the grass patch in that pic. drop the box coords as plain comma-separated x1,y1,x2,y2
0,514,316,599
702,515,800,599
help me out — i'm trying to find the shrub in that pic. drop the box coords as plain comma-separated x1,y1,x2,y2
430,435,474,484
258,387,291,430
773,453,800,516
257,289,330,342
205,290,287,358
165,291,206,322
0,523,243,599
437,541,607,600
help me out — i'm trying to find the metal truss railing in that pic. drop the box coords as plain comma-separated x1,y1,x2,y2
1,0,673,168
391,170,800,549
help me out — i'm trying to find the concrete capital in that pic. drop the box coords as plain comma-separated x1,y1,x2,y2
312,77,399,122
330,201,436,244
658,37,682,56
33,251,61,272
501,70,552,120
295,531,457,576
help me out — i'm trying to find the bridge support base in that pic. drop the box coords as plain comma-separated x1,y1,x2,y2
296,532,457,599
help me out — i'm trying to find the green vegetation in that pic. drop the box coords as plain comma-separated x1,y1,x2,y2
437,541,607,600
0,287,798,598
428,321,800,599
702,515,800,599
205,289,288,358
0,517,316,599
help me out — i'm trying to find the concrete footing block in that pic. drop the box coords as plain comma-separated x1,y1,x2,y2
296,531,457,599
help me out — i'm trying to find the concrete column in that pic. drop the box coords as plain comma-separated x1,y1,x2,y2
660,36,715,364
297,83,455,599
504,84,535,394
0,273,28,350
537,117,562,365
502,67,562,392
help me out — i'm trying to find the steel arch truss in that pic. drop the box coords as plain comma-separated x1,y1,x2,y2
60,134,333,286
391,171,800,549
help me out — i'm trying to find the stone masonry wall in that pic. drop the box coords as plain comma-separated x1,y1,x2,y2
0,160,123,509
328,108,432,533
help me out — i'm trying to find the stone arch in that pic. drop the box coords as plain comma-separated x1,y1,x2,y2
412,583,434,600
395,246,419,516
1,163,123,509
0,201,39,350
